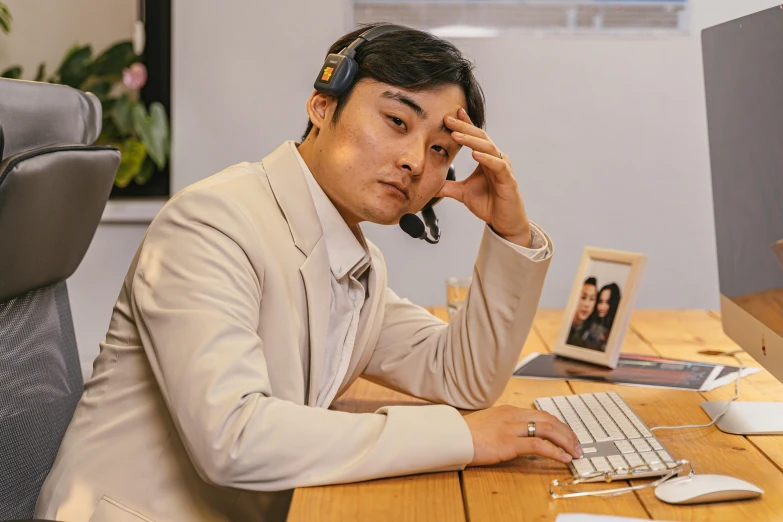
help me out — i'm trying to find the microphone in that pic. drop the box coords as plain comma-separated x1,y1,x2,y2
399,213,438,244
421,207,440,241
398,163,455,245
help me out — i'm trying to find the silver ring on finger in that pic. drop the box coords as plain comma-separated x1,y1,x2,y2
527,421,536,438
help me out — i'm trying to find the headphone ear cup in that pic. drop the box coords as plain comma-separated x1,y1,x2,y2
314,54,358,97
329,57,358,96
422,164,456,210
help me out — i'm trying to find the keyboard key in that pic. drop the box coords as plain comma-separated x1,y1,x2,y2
623,452,647,470
614,440,635,454
590,457,612,473
572,458,595,477
617,423,641,439
657,451,678,468
535,398,566,423
631,439,652,452
582,447,598,454
657,450,674,462
646,438,664,451
640,451,660,465
575,431,594,444
608,455,628,471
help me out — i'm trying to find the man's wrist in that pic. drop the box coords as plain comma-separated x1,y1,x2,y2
490,224,532,248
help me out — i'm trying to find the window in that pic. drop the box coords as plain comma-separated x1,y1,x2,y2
351,0,690,37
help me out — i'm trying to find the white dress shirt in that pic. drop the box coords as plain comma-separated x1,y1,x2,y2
292,141,551,408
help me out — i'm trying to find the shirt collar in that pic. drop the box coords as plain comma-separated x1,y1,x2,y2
291,141,370,280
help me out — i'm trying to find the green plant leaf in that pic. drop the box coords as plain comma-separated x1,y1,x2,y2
134,156,157,185
56,44,93,88
85,80,112,103
112,95,137,135
114,138,147,188
98,117,123,145
1,65,22,79
132,102,170,170
0,2,12,35
34,63,46,82
90,41,138,77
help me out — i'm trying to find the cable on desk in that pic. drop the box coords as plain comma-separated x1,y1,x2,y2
650,350,744,432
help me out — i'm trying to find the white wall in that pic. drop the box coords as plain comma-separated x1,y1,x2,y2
173,0,781,311
0,0,135,78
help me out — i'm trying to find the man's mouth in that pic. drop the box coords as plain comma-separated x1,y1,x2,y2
380,181,410,201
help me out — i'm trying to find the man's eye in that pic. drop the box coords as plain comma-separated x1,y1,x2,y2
432,145,449,158
389,116,406,130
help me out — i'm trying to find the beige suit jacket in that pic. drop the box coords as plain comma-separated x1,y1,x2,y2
35,142,552,522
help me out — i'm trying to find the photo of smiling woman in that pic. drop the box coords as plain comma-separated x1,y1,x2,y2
581,283,622,352
566,277,598,347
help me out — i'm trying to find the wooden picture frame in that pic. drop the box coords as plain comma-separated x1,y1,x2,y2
553,247,647,369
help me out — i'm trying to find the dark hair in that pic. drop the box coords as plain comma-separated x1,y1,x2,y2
584,277,598,288
593,283,622,330
301,23,486,142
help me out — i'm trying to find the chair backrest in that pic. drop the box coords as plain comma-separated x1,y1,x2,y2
0,78,120,520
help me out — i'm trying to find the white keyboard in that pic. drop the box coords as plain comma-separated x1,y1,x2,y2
534,391,680,481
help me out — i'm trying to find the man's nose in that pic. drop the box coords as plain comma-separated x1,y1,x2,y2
397,143,426,176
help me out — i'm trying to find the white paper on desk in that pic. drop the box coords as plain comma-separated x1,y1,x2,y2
701,366,761,391
555,515,675,522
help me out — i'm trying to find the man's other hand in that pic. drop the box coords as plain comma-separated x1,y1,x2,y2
463,404,583,466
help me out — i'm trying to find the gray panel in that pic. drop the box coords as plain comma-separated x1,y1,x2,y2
0,282,83,520
703,7,783,300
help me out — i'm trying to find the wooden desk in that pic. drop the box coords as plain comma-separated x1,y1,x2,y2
288,309,783,521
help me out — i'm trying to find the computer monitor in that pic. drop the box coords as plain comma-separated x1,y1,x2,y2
702,5,783,434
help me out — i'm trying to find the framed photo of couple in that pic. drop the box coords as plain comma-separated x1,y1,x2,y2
554,247,647,369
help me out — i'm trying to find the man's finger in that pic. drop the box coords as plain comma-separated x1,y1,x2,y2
452,132,498,158
444,116,486,139
525,410,582,455
513,419,582,458
458,107,473,124
472,151,512,183
434,180,464,202
444,108,487,139
515,436,573,463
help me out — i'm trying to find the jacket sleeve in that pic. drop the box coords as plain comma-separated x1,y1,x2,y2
362,225,553,410
130,187,474,492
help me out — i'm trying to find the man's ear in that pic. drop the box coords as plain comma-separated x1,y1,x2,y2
305,91,334,133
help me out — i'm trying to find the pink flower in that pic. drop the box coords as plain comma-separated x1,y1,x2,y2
122,62,147,90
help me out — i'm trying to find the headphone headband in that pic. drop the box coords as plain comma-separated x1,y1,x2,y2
314,24,409,97
341,24,410,58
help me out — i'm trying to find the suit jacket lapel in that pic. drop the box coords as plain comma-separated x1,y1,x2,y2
299,240,330,405
262,142,330,406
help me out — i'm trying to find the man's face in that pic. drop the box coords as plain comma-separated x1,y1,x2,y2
303,79,465,226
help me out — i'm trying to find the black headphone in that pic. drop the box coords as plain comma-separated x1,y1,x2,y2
313,24,455,245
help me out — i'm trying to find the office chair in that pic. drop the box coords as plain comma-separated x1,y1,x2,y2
0,78,120,521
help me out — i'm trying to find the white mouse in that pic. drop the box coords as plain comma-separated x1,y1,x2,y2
655,474,763,505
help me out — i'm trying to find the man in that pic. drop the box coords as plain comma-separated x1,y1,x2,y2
36,24,581,522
